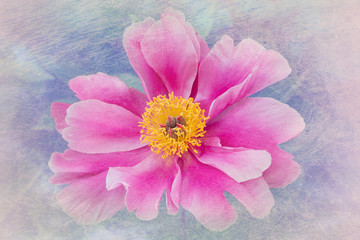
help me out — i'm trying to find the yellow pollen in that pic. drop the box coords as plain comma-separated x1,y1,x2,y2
139,93,208,158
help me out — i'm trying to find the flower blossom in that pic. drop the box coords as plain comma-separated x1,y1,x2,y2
49,8,304,231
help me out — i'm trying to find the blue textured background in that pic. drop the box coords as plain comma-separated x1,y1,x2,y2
1,0,360,239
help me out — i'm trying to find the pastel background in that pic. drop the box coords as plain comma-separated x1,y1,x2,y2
1,0,360,239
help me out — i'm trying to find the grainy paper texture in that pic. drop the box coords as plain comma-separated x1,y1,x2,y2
1,0,359,239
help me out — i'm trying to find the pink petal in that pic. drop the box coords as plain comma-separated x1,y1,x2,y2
206,97,305,147
263,148,301,188
206,97,305,187
62,99,144,154
179,153,237,231
197,145,271,182
243,48,292,98
195,36,291,118
162,8,201,60
51,102,70,133
225,176,275,218
56,171,125,224
49,147,150,184
196,33,210,64
123,17,168,99
69,72,147,117
180,152,274,231
107,155,180,220
140,14,198,98
205,73,252,119
190,33,211,98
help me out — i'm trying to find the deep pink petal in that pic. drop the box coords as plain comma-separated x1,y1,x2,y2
69,72,147,117
123,17,168,99
56,171,125,224
51,102,70,133
205,73,252,119
196,36,263,102
62,99,144,154
206,97,304,187
195,36,291,118
180,153,237,231
197,146,271,182
263,148,301,188
107,155,180,220
180,152,274,231
140,14,198,98
49,147,150,184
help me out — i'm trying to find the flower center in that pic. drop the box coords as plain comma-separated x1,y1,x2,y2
139,93,208,158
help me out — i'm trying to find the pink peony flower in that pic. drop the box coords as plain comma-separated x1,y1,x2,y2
49,8,304,231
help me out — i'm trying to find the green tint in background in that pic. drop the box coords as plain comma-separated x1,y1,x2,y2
1,0,360,239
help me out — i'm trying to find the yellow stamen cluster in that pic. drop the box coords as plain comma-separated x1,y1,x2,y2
139,93,208,158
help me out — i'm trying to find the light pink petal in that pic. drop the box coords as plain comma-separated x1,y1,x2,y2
49,147,150,184
203,136,221,147
197,146,271,182
206,97,305,147
195,36,291,118
180,152,274,231
190,33,211,98
69,72,147,117
225,176,274,218
243,48,292,98
62,99,144,154
123,17,168,99
57,171,125,224
196,33,210,64
206,97,304,187
162,8,201,60
263,148,301,188
51,102,70,133
107,155,180,220
140,14,198,98
166,162,182,215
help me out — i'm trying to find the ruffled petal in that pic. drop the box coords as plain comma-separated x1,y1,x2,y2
51,102,70,133
56,171,125,224
197,145,271,183
69,72,147,117
62,99,144,154
49,147,150,184
179,153,237,231
225,176,274,218
180,152,274,231
195,36,291,118
107,155,180,220
263,148,301,188
123,17,168,99
206,97,304,187
140,13,198,98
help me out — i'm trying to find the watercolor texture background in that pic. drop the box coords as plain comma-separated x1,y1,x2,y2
1,0,360,239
